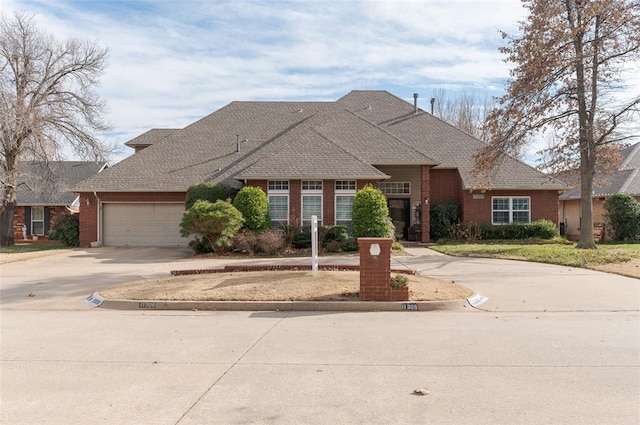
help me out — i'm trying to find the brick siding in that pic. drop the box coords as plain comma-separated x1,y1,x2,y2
13,205,68,241
461,190,559,226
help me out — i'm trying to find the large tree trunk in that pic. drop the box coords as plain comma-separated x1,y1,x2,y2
1,151,19,247
0,202,16,247
577,148,597,249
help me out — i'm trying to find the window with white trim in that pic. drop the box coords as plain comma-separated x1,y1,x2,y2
302,180,322,227
268,181,289,228
377,181,410,195
31,206,44,235
492,196,531,224
335,180,356,191
335,180,356,228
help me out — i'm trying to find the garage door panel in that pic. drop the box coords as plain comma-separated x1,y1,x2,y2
103,203,188,246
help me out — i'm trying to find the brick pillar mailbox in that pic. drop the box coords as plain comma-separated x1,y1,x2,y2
358,238,409,301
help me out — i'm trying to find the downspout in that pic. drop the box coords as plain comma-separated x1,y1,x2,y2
93,188,103,247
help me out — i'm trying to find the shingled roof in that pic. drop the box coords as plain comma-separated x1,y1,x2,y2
75,90,565,192
17,161,107,205
124,128,179,151
560,142,640,200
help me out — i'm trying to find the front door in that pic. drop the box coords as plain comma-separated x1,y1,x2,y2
388,198,410,240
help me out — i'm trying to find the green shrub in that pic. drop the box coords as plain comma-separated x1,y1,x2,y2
188,236,213,254
526,219,558,239
392,241,404,251
181,200,244,253
324,240,342,253
390,274,408,288
185,182,236,210
291,227,312,249
604,193,640,241
322,225,348,248
47,213,79,247
474,219,557,241
352,185,391,238
340,238,359,252
233,186,271,232
430,201,460,240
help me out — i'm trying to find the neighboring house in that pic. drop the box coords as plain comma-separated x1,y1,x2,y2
13,161,107,241
74,90,566,247
559,142,640,240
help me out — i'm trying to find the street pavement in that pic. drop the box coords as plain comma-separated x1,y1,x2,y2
1,247,639,424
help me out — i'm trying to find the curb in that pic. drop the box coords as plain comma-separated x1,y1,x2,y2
91,293,469,312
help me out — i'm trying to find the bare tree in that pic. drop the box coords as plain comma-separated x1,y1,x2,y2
430,88,495,141
0,11,112,247
476,0,640,249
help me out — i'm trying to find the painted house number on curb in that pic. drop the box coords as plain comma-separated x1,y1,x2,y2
138,302,157,309
84,294,104,307
401,303,418,311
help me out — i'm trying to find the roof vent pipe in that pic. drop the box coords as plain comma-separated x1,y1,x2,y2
236,135,248,153
430,97,435,114
413,93,418,114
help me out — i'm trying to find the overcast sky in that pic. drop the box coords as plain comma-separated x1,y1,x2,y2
2,0,638,165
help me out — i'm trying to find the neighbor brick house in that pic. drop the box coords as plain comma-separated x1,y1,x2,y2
74,90,566,247
14,161,106,241
559,142,640,240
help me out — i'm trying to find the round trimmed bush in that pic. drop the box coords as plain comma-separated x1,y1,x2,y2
233,186,271,232
352,185,392,238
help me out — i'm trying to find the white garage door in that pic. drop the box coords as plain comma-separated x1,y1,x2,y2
103,203,188,246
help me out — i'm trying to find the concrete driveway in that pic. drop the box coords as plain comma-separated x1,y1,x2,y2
1,246,637,312
1,247,639,425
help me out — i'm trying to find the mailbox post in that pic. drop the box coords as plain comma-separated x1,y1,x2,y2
357,238,408,301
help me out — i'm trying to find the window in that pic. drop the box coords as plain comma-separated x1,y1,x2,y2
377,181,410,195
31,206,44,235
268,195,289,228
335,180,356,228
335,180,356,191
302,181,322,226
268,180,289,191
302,180,322,191
335,195,354,228
268,180,289,228
302,196,322,226
492,197,530,224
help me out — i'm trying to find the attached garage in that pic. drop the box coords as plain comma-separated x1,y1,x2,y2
102,203,188,246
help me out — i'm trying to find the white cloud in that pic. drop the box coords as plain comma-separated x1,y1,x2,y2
4,0,638,165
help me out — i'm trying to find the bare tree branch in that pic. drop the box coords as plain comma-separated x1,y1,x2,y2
0,11,113,246
478,0,640,249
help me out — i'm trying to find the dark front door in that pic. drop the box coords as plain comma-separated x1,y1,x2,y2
388,198,410,240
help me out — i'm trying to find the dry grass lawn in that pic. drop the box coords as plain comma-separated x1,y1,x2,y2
99,271,473,302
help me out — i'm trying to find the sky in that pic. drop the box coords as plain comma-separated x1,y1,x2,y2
1,0,638,165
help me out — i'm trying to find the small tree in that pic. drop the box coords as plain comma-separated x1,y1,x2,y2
604,193,640,241
185,182,236,210
233,186,270,232
47,213,79,247
180,200,244,253
352,185,392,238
